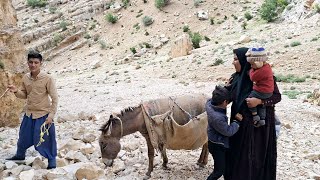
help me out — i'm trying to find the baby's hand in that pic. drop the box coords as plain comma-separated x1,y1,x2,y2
235,113,243,121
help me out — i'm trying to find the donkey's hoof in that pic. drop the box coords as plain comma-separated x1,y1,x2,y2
196,162,206,168
162,165,170,170
143,175,151,180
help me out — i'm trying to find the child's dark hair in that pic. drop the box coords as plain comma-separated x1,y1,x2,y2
27,50,43,61
211,85,231,106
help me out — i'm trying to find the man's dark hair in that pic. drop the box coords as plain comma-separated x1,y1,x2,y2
211,85,231,106
27,50,43,61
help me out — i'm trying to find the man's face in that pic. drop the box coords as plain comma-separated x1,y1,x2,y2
28,58,42,74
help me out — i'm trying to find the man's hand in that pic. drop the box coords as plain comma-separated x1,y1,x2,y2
46,117,53,125
7,85,18,93
245,97,262,108
235,113,243,121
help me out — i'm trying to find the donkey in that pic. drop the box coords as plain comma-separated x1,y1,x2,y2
99,94,209,179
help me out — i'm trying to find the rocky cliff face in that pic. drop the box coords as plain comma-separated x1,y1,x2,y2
0,0,26,127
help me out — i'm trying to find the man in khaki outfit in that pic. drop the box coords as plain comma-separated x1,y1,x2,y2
6,51,58,169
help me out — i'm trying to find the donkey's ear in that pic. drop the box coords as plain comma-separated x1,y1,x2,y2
109,114,113,119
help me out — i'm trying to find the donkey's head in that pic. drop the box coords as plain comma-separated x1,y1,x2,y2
99,114,122,166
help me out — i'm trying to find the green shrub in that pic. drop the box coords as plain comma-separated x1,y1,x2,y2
49,6,57,14
130,47,137,54
0,60,4,69
283,90,301,99
143,42,152,48
60,21,68,31
314,4,320,13
53,33,62,46
105,13,118,24
317,47,320,51
27,0,47,8
142,16,154,26
189,32,202,49
290,41,301,47
275,74,306,83
122,0,130,8
213,59,224,66
204,36,210,41
194,0,202,7
244,12,253,20
99,40,107,49
84,33,91,39
155,0,169,9
259,0,278,22
311,37,318,41
241,21,247,30
183,25,189,32
210,17,215,25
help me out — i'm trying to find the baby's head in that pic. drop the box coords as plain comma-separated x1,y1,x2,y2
246,47,268,69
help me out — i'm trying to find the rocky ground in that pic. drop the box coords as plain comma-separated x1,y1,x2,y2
0,0,320,179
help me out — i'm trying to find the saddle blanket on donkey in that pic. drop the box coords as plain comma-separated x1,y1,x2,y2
142,97,208,150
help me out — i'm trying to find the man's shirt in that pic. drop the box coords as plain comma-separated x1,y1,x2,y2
15,71,58,119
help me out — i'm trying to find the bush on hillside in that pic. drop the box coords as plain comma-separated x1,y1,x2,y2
27,0,47,8
155,0,170,9
259,0,289,22
105,13,118,24
142,16,154,26
244,12,253,20
188,32,202,49
0,60,4,69
259,0,278,22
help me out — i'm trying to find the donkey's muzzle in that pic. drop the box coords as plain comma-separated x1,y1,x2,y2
102,158,114,167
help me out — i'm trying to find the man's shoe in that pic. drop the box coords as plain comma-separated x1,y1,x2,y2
47,165,56,170
5,155,25,164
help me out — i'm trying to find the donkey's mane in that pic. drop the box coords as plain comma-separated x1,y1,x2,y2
120,105,140,116
100,105,141,131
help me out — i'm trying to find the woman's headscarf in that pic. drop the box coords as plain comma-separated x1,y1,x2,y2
230,47,253,116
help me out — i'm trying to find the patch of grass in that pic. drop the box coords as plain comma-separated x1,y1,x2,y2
183,25,189,32
283,90,302,99
133,23,140,30
317,47,320,51
275,74,306,83
244,12,253,20
204,36,210,41
142,16,153,26
27,0,47,8
0,60,4,69
290,41,301,47
105,13,118,24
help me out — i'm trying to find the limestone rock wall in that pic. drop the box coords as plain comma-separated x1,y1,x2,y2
0,0,26,127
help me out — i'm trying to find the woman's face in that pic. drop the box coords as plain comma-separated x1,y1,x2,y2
233,54,241,72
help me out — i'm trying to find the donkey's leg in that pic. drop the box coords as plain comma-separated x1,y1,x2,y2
159,143,168,169
197,142,209,167
142,133,154,179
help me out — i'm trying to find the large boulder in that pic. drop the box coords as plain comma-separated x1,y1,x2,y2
170,34,193,58
0,0,26,127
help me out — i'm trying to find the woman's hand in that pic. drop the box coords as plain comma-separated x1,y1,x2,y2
245,97,262,108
